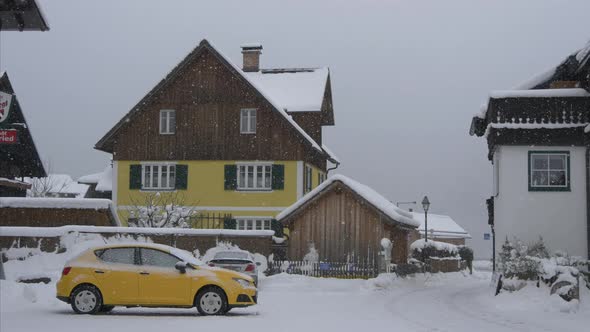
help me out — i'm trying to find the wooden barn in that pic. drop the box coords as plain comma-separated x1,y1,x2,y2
276,174,419,265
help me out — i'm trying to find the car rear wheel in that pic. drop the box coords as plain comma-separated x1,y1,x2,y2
195,287,227,316
70,285,103,314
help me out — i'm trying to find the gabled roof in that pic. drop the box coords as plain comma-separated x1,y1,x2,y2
95,39,338,164
470,40,590,138
0,0,49,31
0,71,46,178
410,212,471,239
277,174,419,228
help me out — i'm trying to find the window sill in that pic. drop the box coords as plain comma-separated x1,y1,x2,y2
528,186,571,192
235,189,274,193
159,132,176,135
139,189,178,192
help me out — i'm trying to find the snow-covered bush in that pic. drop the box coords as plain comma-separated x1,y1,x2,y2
410,239,459,262
128,192,196,228
458,246,474,273
498,237,543,280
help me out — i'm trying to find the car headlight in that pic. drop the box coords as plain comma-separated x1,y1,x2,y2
233,278,251,288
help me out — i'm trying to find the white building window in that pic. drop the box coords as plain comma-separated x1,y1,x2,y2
304,165,313,193
529,151,570,191
237,164,271,190
236,218,272,230
160,110,176,134
240,109,256,134
142,164,176,190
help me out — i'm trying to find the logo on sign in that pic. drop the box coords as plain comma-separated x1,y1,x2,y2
0,91,13,123
0,130,17,144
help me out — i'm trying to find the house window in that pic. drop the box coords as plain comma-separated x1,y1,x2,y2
236,218,272,230
142,164,176,190
528,151,570,191
304,165,313,193
240,109,257,134
237,164,271,190
318,172,326,185
160,110,176,134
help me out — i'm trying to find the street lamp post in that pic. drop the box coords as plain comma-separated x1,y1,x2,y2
422,196,430,242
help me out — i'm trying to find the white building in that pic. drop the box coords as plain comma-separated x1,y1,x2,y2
470,41,590,259
410,212,471,245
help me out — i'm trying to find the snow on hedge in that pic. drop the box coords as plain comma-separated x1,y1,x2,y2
277,174,419,228
0,225,275,238
410,239,459,255
0,197,112,209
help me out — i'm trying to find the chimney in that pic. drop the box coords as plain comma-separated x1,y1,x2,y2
241,43,263,72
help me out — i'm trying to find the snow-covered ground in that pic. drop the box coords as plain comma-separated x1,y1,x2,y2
1,254,589,332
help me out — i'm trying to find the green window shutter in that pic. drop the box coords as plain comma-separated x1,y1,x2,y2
175,164,188,190
129,164,142,189
271,219,284,237
224,165,237,190
224,218,237,229
271,164,285,190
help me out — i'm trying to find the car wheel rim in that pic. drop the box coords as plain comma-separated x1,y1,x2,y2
74,290,97,313
200,292,222,314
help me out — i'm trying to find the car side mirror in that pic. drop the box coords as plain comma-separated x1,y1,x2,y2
175,261,188,274
256,262,262,266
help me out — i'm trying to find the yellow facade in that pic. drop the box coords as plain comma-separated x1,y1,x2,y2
115,160,325,226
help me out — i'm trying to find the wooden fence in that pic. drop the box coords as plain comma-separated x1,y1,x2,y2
266,261,378,279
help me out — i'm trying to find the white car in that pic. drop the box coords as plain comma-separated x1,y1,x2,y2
208,250,260,285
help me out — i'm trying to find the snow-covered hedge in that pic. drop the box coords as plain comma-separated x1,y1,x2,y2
410,239,460,262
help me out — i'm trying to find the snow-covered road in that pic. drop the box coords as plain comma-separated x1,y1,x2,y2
2,271,589,332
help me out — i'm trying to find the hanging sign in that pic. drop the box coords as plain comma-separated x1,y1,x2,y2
0,91,13,123
0,129,17,144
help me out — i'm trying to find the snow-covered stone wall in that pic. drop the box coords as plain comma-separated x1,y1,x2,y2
494,146,587,258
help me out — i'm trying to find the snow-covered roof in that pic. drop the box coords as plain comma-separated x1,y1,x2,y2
0,197,113,210
24,174,89,197
489,88,590,99
78,165,113,192
411,212,471,239
245,68,329,112
277,174,419,228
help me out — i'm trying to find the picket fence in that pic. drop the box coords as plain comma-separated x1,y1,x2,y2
266,260,378,279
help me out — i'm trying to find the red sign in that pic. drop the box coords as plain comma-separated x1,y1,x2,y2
0,129,17,144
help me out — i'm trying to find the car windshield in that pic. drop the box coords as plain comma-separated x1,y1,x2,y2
213,251,250,260
169,247,203,266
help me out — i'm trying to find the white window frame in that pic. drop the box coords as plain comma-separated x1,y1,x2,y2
240,108,257,134
160,109,176,135
236,162,272,191
304,164,313,193
529,151,570,190
236,217,272,231
141,162,177,190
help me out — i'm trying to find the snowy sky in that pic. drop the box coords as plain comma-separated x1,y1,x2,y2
1,0,589,257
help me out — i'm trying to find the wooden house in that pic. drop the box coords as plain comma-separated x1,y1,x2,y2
94,39,339,228
470,41,590,259
276,174,419,264
0,71,46,197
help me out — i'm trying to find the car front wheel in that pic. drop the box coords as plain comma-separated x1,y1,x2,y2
195,287,228,316
70,285,103,314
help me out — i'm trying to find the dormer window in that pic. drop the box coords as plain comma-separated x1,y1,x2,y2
160,109,176,134
240,109,256,134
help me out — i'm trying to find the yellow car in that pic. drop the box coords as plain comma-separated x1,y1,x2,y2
56,243,257,315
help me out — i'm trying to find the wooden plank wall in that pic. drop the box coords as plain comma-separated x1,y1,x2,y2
0,208,117,227
287,183,410,264
112,49,327,171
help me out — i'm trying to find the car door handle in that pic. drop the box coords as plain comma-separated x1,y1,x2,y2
139,271,150,275
94,270,105,274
